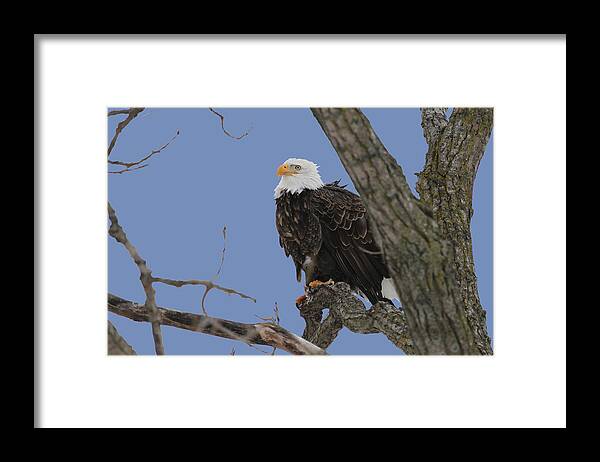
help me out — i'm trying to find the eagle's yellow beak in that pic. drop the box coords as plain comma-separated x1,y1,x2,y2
277,163,293,176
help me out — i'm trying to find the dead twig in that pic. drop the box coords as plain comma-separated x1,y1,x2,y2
254,302,281,355
152,277,256,315
108,130,180,175
213,226,227,280
108,164,149,175
209,108,251,140
107,108,144,158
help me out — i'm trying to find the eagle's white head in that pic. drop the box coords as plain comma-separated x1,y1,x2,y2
274,158,325,198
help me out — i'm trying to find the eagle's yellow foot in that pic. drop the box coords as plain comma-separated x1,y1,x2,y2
295,294,307,305
308,279,335,289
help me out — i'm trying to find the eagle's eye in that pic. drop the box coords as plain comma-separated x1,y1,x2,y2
294,165,302,171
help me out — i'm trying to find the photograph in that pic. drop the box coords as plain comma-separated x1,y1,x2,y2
107,107,494,356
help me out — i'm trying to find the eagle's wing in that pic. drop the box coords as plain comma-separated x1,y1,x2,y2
311,182,389,303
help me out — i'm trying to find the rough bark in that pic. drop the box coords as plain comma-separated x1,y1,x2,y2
107,321,137,355
298,282,416,354
311,108,482,355
417,108,493,354
108,293,326,355
420,108,449,146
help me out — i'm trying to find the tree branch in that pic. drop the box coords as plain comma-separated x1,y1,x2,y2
417,108,494,354
107,107,144,158
311,108,479,355
152,277,256,315
108,129,180,174
148,225,255,315
209,108,251,140
108,293,326,355
108,109,134,117
298,282,416,354
107,321,137,355
108,202,165,354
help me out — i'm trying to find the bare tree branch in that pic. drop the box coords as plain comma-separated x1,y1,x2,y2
311,108,479,355
106,108,262,354
255,302,282,355
152,277,255,301
417,108,494,354
152,277,256,315
213,226,227,280
108,164,150,175
298,282,416,354
209,108,251,140
107,202,165,355
107,201,258,354
107,320,137,355
108,129,180,175
108,293,326,355
155,224,251,316
108,109,135,116
107,108,145,158
300,308,343,351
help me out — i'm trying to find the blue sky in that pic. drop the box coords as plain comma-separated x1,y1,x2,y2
108,108,493,355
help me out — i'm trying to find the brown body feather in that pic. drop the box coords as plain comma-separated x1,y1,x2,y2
275,181,390,304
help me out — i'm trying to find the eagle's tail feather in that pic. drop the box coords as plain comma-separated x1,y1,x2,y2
381,278,400,302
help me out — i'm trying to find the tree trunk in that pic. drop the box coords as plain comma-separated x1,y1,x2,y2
417,108,493,354
311,108,491,355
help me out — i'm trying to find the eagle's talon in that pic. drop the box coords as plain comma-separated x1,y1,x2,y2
308,279,335,289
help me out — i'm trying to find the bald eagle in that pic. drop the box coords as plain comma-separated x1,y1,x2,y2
274,158,399,304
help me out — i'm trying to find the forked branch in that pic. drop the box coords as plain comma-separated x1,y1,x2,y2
107,108,145,158
108,129,181,174
152,277,256,315
297,282,415,354
108,202,258,354
108,202,164,354
209,108,251,140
